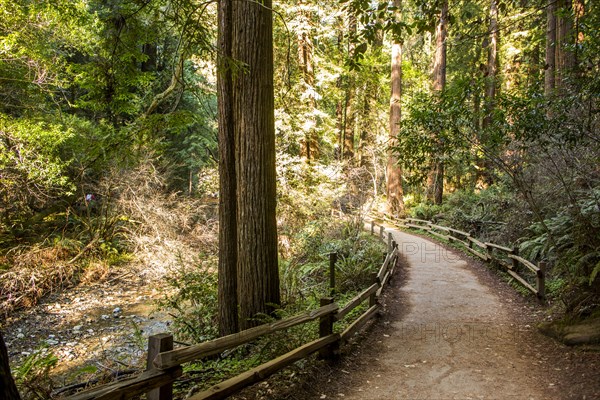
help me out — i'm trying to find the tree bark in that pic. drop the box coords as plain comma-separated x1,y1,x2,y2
217,0,239,336
555,0,574,91
483,0,499,130
544,0,556,97
343,84,355,160
0,332,21,400
387,0,404,216
232,0,280,330
335,18,344,160
343,13,357,161
297,3,318,161
427,0,447,205
432,0,447,93
477,0,500,186
358,82,370,167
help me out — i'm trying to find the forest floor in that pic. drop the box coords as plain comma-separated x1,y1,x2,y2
269,228,600,400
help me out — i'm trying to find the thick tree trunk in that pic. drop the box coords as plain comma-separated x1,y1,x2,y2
387,0,404,216
427,0,447,205
0,332,21,400
217,0,239,336
232,0,280,330
544,0,556,97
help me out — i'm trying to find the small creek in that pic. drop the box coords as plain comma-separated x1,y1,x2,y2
3,275,174,388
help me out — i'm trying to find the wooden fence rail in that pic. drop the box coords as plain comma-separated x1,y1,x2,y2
398,217,545,301
63,222,398,400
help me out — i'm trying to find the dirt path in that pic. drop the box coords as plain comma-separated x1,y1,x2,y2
328,228,552,399
275,227,600,400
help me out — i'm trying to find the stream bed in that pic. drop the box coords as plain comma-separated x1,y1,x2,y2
3,274,174,391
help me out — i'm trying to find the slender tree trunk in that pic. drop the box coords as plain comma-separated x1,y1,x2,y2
478,0,499,186
387,0,404,215
217,0,238,336
335,98,343,160
343,13,357,161
358,82,370,167
573,0,584,68
427,0,447,205
232,0,280,330
0,332,21,400
335,19,344,160
297,3,317,161
483,0,498,129
555,0,574,91
343,85,355,160
432,1,447,92
544,0,556,97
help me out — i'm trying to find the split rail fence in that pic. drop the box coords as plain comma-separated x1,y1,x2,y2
62,223,398,400
398,217,545,301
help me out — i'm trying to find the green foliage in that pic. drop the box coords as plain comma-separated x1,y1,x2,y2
14,345,58,400
394,89,473,190
0,116,75,196
408,202,444,221
280,216,385,304
157,255,219,343
519,189,600,293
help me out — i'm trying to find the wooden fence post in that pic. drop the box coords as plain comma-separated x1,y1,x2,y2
369,273,380,307
537,261,546,302
511,247,519,270
379,226,385,240
318,297,338,361
146,333,174,400
387,232,393,253
371,221,375,235
486,246,494,263
329,252,337,296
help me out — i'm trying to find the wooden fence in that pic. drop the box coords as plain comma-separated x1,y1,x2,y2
398,217,545,301
63,223,398,400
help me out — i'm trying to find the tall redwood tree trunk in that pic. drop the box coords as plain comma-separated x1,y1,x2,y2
343,12,357,161
479,0,499,186
297,2,317,161
483,0,499,130
387,0,404,216
555,0,574,91
545,0,556,97
427,0,447,205
217,0,239,336
231,0,280,330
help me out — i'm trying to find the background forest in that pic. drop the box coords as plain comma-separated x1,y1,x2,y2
1,0,600,394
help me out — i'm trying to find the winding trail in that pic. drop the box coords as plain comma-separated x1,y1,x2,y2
326,227,553,399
